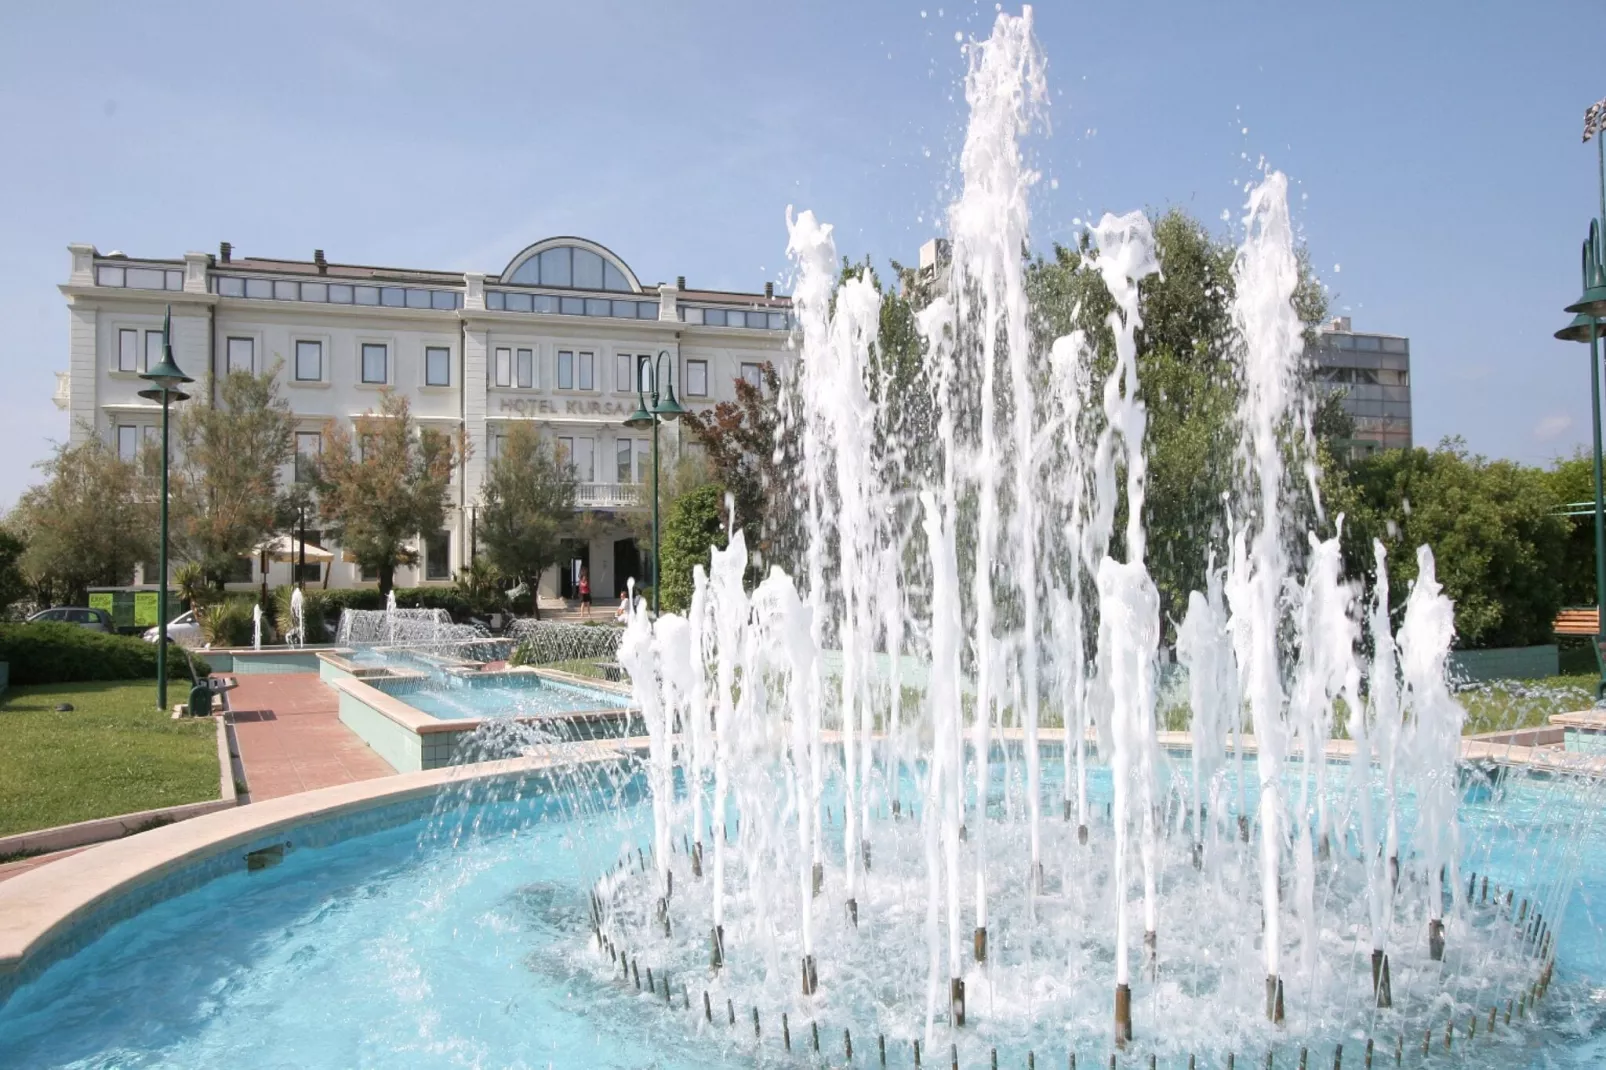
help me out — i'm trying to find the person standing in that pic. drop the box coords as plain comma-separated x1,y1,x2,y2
578,568,592,618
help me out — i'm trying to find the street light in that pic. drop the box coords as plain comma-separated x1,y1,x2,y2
622,349,686,614
1554,98,1606,700
137,305,193,711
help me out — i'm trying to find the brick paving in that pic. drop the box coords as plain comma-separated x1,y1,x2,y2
225,673,395,800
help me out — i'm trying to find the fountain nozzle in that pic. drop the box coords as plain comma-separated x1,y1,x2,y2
951,977,966,1026
1428,918,1445,961
1114,982,1132,1046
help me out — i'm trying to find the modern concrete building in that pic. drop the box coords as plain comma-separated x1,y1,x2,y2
1311,316,1412,457
54,237,792,600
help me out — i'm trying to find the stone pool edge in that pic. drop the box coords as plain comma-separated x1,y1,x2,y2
0,743,640,996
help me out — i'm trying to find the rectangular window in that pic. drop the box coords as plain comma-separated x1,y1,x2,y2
295,340,322,382
578,351,594,391
405,289,431,310
328,284,354,303
301,282,328,302
489,433,506,461
227,337,254,375
558,436,573,469
217,276,245,297
380,287,405,308
144,330,164,372
616,439,633,483
638,354,652,392
293,561,322,584
686,359,708,397
116,425,139,462
571,436,594,482
517,348,533,389
295,431,321,483
245,278,272,299
354,285,380,306
425,346,450,386
740,362,763,390
703,309,726,327
361,343,388,384
635,441,649,483
495,348,511,387
557,350,574,390
616,352,633,392
425,530,451,580
118,328,138,372
273,280,298,301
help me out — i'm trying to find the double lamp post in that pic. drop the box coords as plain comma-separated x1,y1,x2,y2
622,349,686,615
1555,98,1606,700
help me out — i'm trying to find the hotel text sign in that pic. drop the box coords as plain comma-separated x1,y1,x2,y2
498,398,634,417
497,397,716,421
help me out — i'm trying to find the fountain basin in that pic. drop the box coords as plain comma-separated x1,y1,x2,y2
330,668,636,772
0,744,1601,1069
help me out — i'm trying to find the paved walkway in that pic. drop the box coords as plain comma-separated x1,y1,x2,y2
226,674,395,800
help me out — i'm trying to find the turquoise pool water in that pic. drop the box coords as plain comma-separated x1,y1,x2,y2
1,757,1604,1069
374,673,629,722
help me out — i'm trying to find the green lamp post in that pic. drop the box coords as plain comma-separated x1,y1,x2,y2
137,306,193,711
622,349,687,615
1555,98,1606,700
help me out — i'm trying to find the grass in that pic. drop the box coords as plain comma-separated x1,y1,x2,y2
1456,674,1597,736
0,681,220,839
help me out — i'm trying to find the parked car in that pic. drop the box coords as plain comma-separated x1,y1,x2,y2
26,606,114,633
142,609,203,648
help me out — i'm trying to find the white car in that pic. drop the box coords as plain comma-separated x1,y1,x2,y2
143,609,203,648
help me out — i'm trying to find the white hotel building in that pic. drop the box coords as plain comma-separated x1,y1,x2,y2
54,237,793,601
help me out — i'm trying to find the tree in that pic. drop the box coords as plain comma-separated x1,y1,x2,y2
1541,447,1595,607
476,423,576,617
658,482,730,613
681,361,795,569
0,524,28,614
310,391,462,596
171,367,295,586
11,436,155,605
1024,208,1332,635
1336,438,1569,648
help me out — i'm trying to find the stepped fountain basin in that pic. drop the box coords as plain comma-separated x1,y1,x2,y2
0,742,1602,1069
326,662,636,772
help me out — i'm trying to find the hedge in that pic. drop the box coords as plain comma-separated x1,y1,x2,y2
0,623,211,685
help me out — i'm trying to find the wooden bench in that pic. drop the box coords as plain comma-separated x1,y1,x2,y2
1553,607,1599,637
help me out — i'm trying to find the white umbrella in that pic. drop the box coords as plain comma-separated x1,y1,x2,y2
248,535,334,563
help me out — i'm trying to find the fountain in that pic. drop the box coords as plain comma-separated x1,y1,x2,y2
1,10,1603,1069
286,586,304,647
251,602,262,651
594,8,1576,1064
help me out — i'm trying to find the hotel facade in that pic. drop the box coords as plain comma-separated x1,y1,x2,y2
54,237,793,601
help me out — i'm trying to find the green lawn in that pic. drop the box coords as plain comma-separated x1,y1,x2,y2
1457,674,1597,736
0,681,220,839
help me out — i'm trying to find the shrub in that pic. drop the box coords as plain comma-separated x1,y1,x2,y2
272,585,326,643
199,599,256,647
0,622,210,685
658,483,728,614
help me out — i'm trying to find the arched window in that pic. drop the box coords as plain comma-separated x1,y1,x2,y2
501,239,640,292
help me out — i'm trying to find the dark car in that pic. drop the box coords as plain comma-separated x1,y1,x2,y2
26,606,115,633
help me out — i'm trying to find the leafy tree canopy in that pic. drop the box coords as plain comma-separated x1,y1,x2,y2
310,391,461,595
11,436,155,605
476,423,576,615
172,366,295,585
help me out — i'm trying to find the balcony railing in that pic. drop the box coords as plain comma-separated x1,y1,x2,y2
575,482,643,509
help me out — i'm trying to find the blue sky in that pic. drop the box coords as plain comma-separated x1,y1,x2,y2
0,1,1600,507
